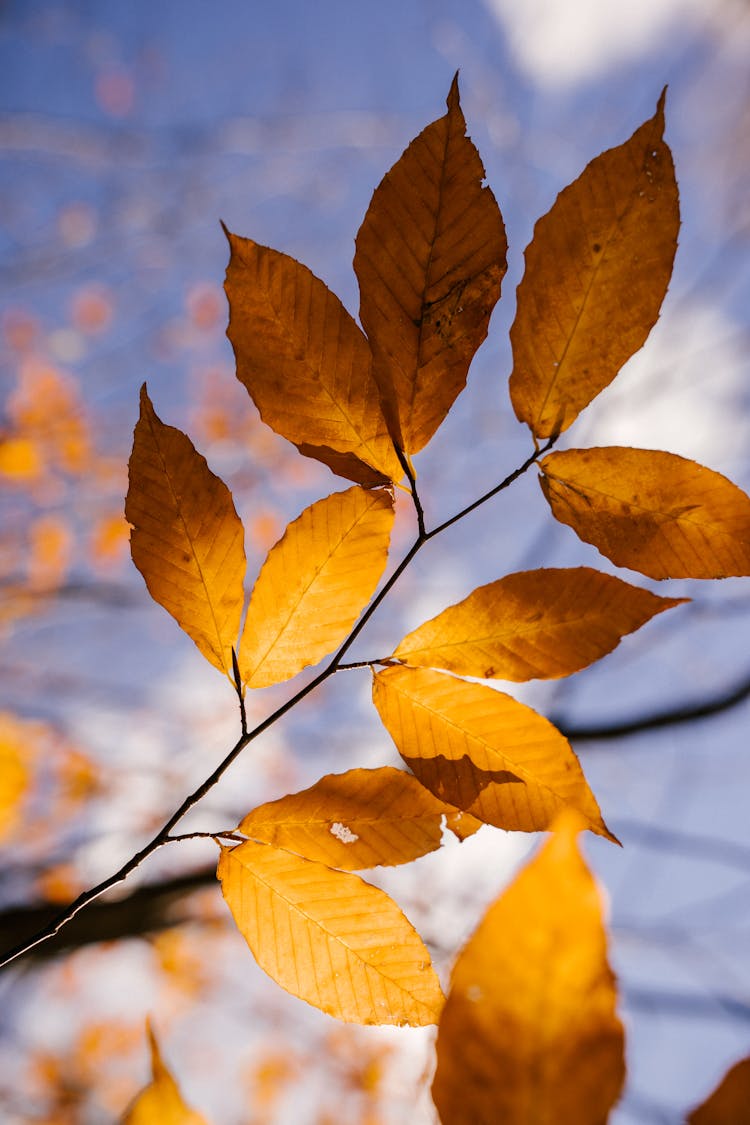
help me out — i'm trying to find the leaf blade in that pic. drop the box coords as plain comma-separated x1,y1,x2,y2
355,75,507,454
125,385,246,675
509,91,679,438
688,1056,750,1124
372,666,613,841
392,566,686,681
432,812,625,1125
540,447,750,579
217,840,444,1026
239,485,394,688
122,1023,209,1125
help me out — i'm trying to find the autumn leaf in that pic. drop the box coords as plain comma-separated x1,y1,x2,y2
509,90,679,439
125,385,246,676
392,566,685,680
0,713,29,842
223,229,401,484
121,1022,209,1125
239,485,394,688
238,766,478,869
540,447,750,579
432,811,625,1125
688,1056,750,1124
354,74,507,455
372,666,614,841
217,839,444,1025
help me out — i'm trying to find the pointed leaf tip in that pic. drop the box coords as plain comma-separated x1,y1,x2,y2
447,72,460,110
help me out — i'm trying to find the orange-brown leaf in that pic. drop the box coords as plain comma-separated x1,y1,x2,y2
688,1056,750,1124
392,566,686,680
239,486,394,688
217,840,444,1026
432,811,625,1125
509,90,679,439
540,447,750,579
238,766,472,869
372,666,614,841
121,1022,209,1125
224,230,401,483
354,75,507,455
125,386,246,675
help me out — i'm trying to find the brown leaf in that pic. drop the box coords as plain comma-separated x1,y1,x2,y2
223,229,401,483
217,840,444,1026
354,74,507,455
238,485,394,688
540,447,750,579
372,666,614,841
125,385,246,676
509,90,679,439
688,1056,750,1124
122,1022,209,1125
238,765,473,869
392,566,686,680
432,811,625,1125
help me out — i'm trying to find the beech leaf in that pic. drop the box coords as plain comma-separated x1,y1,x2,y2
354,74,507,455
432,811,625,1125
509,90,679,438
372,666,614,841
217,839,444,1026
393,566,685,680
224,229,401,484
122,1022,209,1125
688,1056,750,1124
540,447,750,579
238,485,394,688
125,385,246,676
238,765,478,869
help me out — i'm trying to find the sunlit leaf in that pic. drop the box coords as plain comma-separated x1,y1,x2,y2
432,811,625,1125
217,840,444,1026
224,229,401,483
238,766,476,869
393,566,685,680
121,1022,209,1125
540,447,750,580
372,666,614,841
125,385,246,675
509,90,679,438
688,1056,750,1124
354,74,507,455
239,485,394,688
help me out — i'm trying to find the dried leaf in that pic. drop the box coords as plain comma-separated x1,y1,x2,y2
688,1056,750,1124
540,447,750,579
239,485,394,688
239,765,472,869
509,90,679,438
392,566,686,680
122,1022,209,1125
217,840,444,1026
126,385,246,675
354,75,507,454
372,666,614,841
224,229,401,483
432,811,625,1125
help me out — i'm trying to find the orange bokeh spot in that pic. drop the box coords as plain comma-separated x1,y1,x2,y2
71,284,114,334
186,282,224,331
0,436,43,480
27,515,73,590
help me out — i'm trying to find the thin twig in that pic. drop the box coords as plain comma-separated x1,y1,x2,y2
396,445,426,538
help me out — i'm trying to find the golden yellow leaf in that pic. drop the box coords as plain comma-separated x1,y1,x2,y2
432,811,625,1125
217,839,444,1025
0,714,29,842
125,385,246,676
239,485,394,688
540,447,750,580
392,566,686,680
354,75,507,455
509,90,679,439
223,229,401,484
121,1022,209,1125
688,1056,750,1124
239,765,474,869
372,666,613,841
